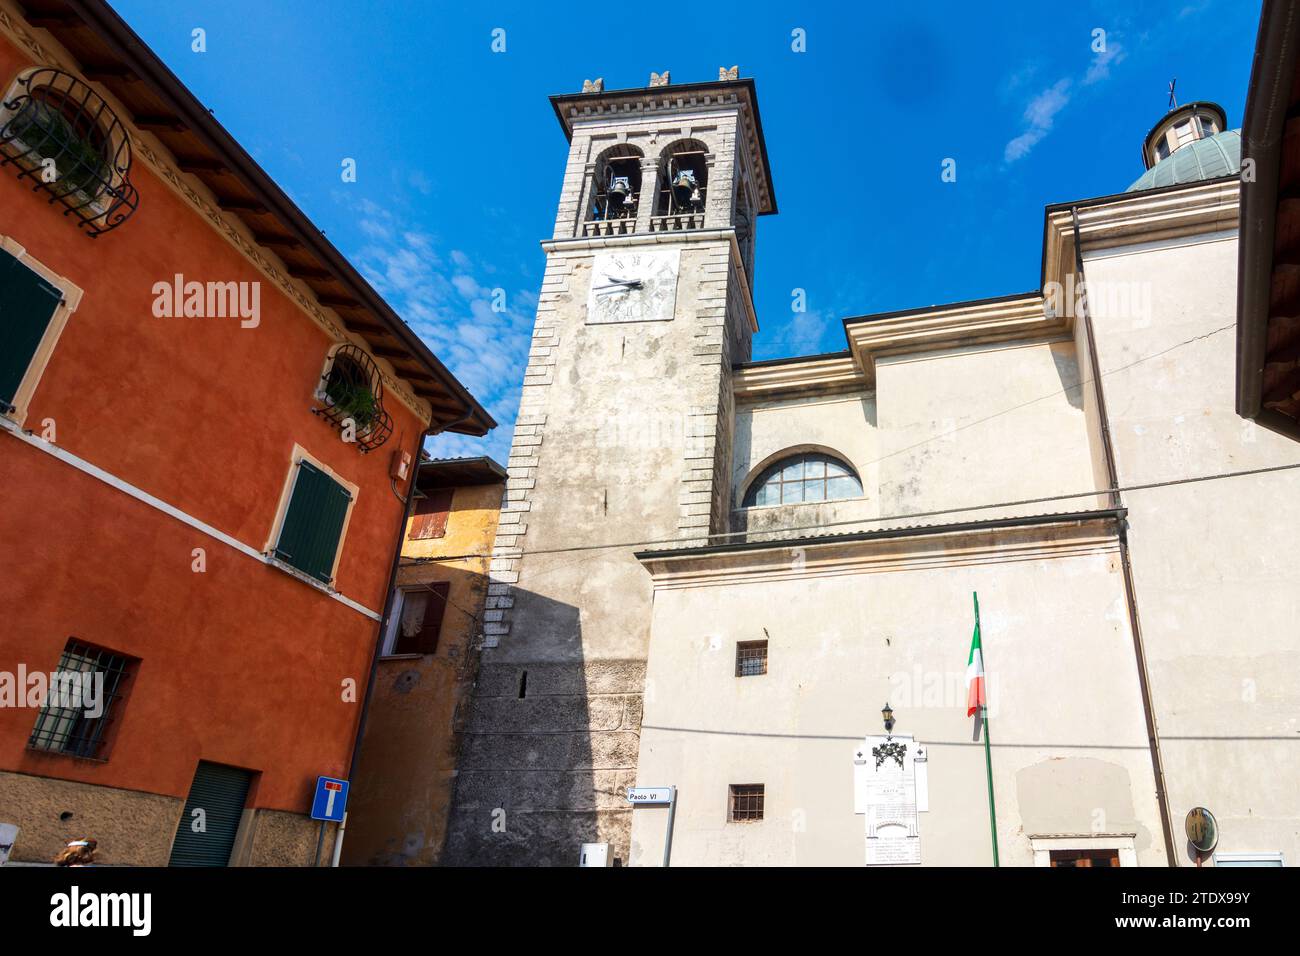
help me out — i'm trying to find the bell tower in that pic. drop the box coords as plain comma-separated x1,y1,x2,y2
443,70,776,865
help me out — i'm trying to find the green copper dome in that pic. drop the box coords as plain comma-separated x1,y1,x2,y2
1126,129,1241,192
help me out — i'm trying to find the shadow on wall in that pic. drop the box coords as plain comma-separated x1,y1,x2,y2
442,584,641,867
342,561,492,867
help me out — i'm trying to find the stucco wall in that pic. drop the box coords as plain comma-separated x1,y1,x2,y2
1083,231,1300,865
875,339,1106,522
445,228,751,865
0,26,428,862
631,522,1167,866
344,481,502,866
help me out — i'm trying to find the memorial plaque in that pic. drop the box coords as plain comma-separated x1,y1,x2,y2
854,735,922,866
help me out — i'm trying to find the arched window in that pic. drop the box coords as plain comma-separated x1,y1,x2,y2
742,452,862,507
654,139,709,216
0,68,138,236
587,144,643,222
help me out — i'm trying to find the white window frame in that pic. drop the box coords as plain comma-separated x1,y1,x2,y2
1029,834,1137,867
0,235,84,428
1213,851,1284,867
380,587,417,657
262,443,359,590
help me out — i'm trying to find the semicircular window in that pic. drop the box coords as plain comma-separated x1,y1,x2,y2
0,68,139,237
314,344,393,453
742,452,862,508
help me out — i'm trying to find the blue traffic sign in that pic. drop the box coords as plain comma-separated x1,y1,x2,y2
310,776,349,822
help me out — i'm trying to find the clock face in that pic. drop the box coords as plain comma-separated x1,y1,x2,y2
586,248,680,325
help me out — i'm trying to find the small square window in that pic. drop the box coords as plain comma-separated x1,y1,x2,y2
729,784,764,821
28,640,135,761
735,640,768,677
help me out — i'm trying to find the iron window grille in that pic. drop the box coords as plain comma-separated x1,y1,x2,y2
728,784,765,822
312,344,393,452
735,640,768,677
0,68,138,237
28,640,135,761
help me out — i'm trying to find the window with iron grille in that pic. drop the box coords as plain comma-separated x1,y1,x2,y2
728,784,764,822
28,640,135,760
0,68,139,236
735,640,768,677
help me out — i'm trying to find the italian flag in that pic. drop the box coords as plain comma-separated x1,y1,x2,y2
966,609,986,717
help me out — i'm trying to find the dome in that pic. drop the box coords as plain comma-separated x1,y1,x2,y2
1126,129,1241,192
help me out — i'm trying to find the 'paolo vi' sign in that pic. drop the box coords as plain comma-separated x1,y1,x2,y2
626,786,673,805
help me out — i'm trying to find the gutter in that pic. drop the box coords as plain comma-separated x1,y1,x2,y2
1071,206,1179,866
341,409,477,864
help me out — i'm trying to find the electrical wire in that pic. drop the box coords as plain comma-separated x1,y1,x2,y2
403,458,1300,565
402,319,1287,565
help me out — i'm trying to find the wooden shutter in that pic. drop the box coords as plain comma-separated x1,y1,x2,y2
0,249,63,412
168,761,254,866
273,460,352,583
409,488,453,539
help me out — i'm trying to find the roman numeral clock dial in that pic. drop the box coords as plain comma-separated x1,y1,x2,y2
586,248,680,325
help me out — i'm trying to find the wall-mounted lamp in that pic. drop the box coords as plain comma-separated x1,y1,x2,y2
882,702,895,734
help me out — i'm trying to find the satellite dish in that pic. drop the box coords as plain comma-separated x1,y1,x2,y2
1184,806,1218,854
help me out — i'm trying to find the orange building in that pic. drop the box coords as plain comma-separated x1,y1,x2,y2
0,1,492,865
344,456,505,865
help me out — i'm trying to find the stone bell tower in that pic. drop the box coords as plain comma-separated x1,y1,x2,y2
443,69,776,865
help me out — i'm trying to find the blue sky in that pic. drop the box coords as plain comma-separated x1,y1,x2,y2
110,0,1262,462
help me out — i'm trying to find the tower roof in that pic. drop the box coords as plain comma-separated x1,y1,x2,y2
1126,129,1242,192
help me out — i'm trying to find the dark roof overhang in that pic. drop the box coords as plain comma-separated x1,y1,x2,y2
1237,0,1300,441
416,456,507,491
15,0,494,435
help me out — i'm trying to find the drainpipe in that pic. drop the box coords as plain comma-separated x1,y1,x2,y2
1072,206,1179,865
338,407,477,865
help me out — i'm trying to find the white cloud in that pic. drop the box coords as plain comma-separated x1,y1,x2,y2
1004,78,1071,163
1083,41,1126,86
346,200,534,464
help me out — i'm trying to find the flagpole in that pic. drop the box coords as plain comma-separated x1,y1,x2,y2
975,592,1001,867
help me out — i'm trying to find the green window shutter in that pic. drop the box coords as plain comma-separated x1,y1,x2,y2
273,459,352,584
0,248,63,413
168,761,254,867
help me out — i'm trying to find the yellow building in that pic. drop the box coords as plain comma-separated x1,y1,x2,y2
342,456,505,865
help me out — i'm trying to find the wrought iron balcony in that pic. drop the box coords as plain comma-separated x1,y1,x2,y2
0,69,139,237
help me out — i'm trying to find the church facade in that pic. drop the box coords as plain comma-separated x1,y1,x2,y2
444,73,1299,867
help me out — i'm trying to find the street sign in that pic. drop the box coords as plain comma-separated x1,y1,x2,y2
310,776,349,822
626,786,673,806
